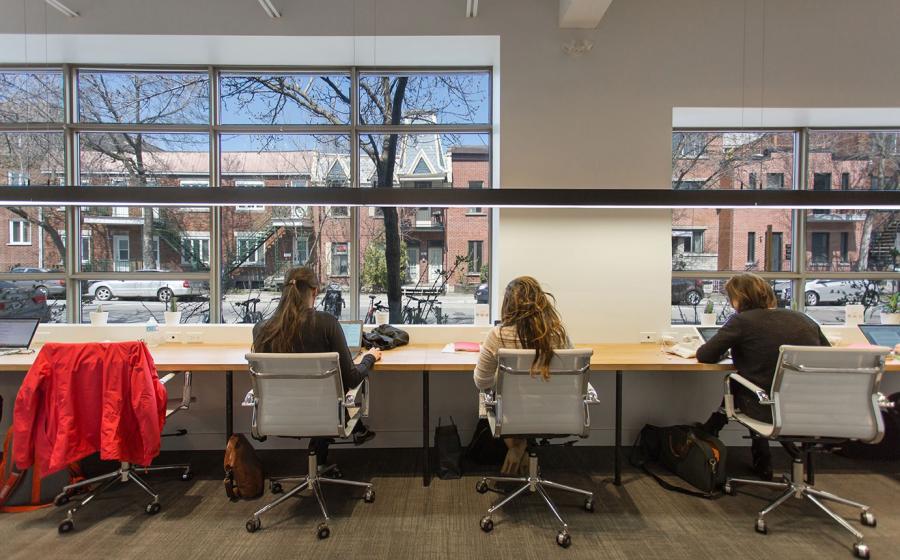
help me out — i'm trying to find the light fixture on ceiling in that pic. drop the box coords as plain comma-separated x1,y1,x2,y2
257,0,281,19
562,39,593,58
45,0,79,18
466,0,479,18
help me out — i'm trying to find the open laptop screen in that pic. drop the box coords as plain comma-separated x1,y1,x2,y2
696,326,721,343
858,324,900,348
339,321,363,351
0,318,40,348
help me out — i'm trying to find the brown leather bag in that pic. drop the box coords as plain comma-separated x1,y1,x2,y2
224,434,264,500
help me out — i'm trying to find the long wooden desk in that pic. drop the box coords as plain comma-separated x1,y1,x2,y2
2,343,896,487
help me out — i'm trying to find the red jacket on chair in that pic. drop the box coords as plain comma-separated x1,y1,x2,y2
13,341,167,475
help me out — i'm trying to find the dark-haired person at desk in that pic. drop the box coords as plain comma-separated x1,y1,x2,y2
252,267,381,469
697,273,829,480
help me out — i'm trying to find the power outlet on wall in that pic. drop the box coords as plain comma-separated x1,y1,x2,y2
639,331,656,344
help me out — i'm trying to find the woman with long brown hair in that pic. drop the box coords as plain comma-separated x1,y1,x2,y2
697,273,828,480
252,267,381,466
473,276,572,476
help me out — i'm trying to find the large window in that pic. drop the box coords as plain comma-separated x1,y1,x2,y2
1,66,492,324
673,128,900,325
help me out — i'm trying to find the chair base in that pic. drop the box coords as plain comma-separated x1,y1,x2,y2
726,459,875,558
245,451,374,538
476,452,594,548
54,461,192,534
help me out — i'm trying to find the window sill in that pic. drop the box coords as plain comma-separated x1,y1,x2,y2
466,212,487,217
8,242,32,246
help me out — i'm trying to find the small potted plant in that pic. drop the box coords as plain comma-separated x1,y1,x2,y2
880,293,900,325
89,302,108,326
164,296,182,325
700,299,717,326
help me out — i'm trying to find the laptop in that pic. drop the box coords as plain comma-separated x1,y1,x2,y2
339,320,364,355
858,324,900,348
0,318,40,355
695,326,721,343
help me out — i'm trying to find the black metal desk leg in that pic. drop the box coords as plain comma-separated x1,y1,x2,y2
225,370,234,442
614,370,623,486
423,369,431,487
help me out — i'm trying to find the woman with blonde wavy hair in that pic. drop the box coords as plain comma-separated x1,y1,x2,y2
473,276,572,476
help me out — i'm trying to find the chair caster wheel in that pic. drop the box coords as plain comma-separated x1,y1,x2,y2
246,518,261,533
556,531,572,548
53,493,70,507
480,516,494,533
724,483,735,496
755,519,768,535
475,480,489,494
860,512,876,528
317,523,330,539
853,543,870,559
145,502,161,515
181,470,193,481
270,482,283,494
58,520,74,534
364,489,375,503
584,498,595,512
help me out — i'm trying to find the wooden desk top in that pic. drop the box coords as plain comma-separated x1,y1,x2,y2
1,342,897,374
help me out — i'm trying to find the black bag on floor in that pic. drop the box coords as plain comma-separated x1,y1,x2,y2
465,418,507,466
838,392,900,460
631,424,726,498
435,417,462,480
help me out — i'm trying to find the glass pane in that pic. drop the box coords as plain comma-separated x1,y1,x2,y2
79,206,210,273
670,277,791,325
219,73,351,125
81,280,210,325
671,131,794,190
0,70,64,122
358,72,490,126
221,205,351,323
79,133,209,185
0,132,65,185
78,70,209,124
2,206,67,271
808,131,900,191
360,206,490,325
805,209,900,272
798,279,899,325
672,208,793,272
357,133,489,187
220,133,350,186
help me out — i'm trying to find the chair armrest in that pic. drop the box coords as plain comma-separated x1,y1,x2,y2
342,379,370,419
584,382,600,404
877,392,895,410
479,390,496,419
724,373,772,419
160,371,193,419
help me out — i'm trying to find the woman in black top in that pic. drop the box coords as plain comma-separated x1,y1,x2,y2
252,267,381,466
698,273,829,479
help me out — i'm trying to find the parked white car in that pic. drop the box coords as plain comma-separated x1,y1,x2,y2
775,279,882,306
88,270,205,302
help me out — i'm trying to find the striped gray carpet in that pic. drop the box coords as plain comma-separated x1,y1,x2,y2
2,448,897,560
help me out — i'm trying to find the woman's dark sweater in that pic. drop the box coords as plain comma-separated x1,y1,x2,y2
252,311,374,390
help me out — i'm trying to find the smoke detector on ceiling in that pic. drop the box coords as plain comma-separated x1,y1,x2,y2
562,39,594,58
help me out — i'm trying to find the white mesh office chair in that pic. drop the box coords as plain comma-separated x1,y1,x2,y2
475,348,598,548
722,345,891,559
54,370,193,533
242,353,374,539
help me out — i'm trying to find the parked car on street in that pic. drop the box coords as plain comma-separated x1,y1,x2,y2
774,279,881,307
474,282,489,304
671,278,704,305
0,281,51,321
8,267,66,297
87,270,205,302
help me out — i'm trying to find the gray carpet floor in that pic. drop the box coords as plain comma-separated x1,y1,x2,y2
1,448,897,560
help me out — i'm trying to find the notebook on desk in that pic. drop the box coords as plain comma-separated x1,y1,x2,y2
339,320,364,355
0,318,40,356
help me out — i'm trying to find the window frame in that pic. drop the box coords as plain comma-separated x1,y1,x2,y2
8,219,32,245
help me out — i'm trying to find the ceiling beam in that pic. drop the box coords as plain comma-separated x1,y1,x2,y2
559,0,613,29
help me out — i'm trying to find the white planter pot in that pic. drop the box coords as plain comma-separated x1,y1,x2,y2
700,313,717,326
374,310,390,325
164,311,182,325
880,312,900,325
89,312,108,326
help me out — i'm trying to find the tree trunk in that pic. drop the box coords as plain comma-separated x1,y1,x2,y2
379,77,408,323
